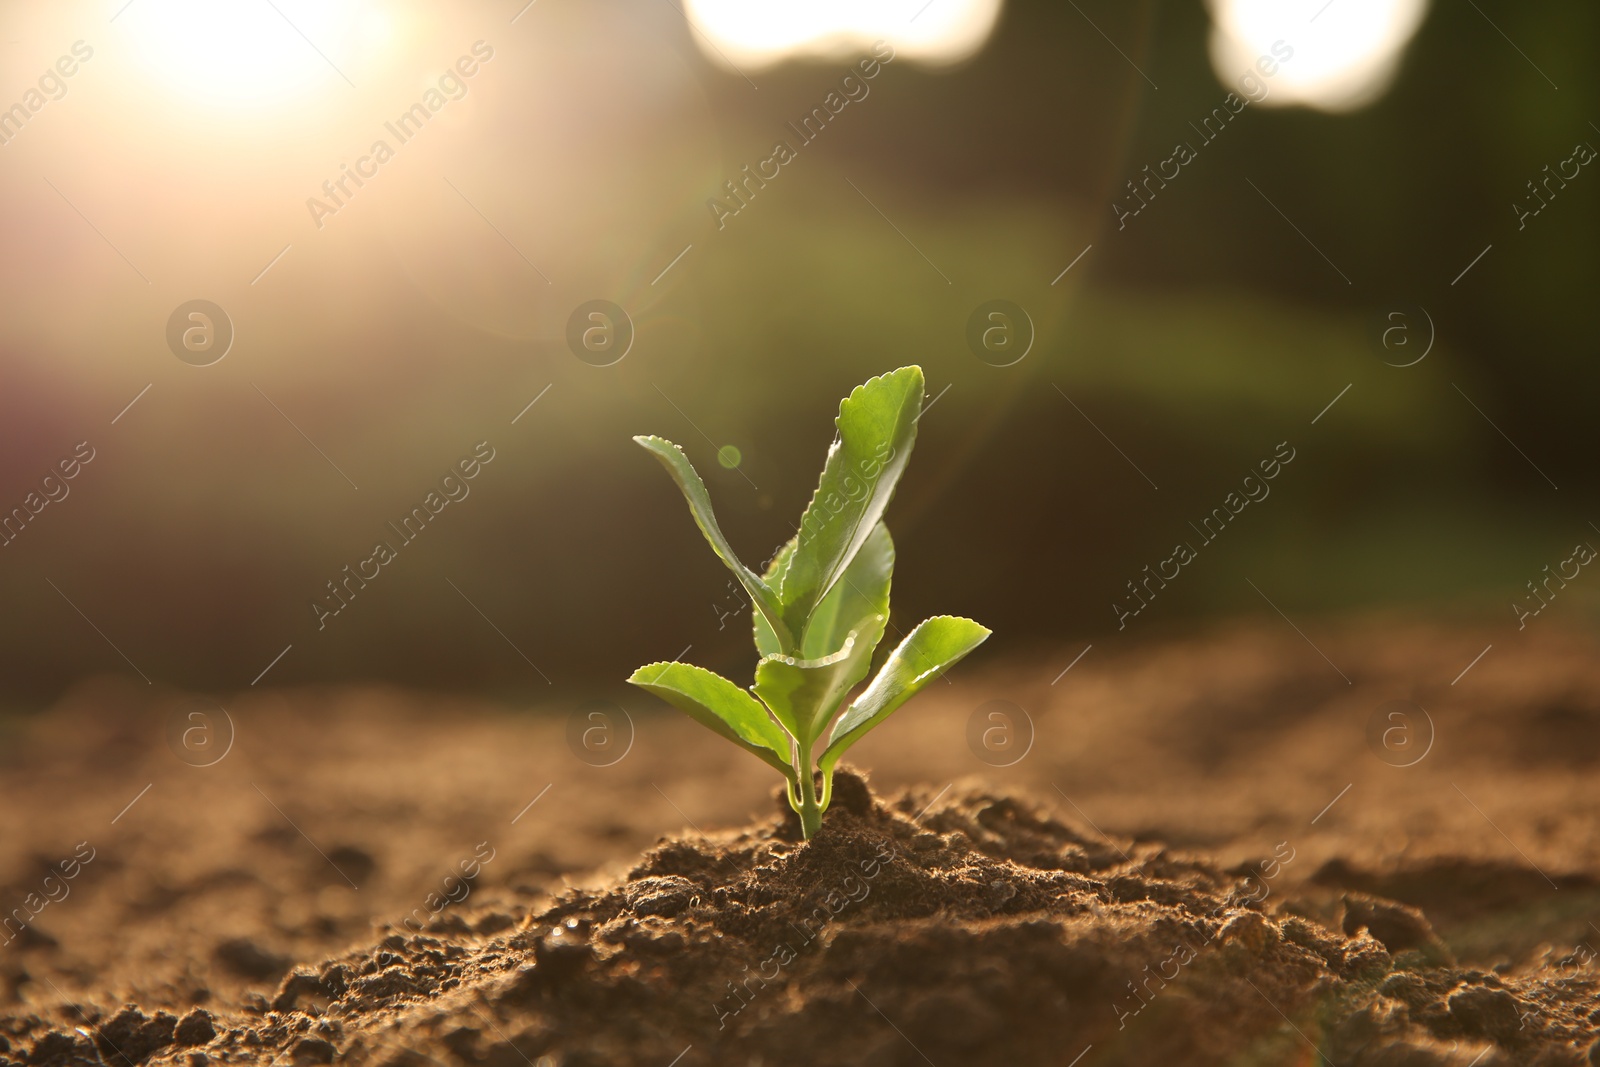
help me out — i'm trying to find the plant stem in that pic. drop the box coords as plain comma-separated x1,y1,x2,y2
796,744,823,839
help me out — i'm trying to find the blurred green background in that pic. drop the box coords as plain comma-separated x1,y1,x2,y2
0,0,1594,706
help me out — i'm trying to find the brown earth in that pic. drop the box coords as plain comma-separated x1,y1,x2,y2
2,618,1599,1066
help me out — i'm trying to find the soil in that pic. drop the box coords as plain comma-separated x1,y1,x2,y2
2,618,1599,1066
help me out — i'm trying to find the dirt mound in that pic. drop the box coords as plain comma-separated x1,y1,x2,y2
5,774,1596,1067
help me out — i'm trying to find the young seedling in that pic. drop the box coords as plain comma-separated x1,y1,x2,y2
628,366,990,839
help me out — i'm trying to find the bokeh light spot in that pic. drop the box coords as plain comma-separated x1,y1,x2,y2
683,0,1003,70
1208,0,1430,112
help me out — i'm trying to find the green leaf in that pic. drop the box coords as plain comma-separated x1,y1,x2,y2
633,435,793,651
779,367,923,638
753,535,798,658
762,536,798,585
799,521,893,659
756,523,894,661
752,624,881,751
820,615,990,769
628,661,795,777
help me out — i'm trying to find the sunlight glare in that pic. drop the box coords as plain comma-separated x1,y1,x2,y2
1209,0,1430,112
683,0,1003,70
118,0,387,108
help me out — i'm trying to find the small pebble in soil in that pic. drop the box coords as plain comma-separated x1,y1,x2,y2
1341,892,1451,964
175,1009,216,1047
291,1037,336,1065
1218,911,1275,953
624,876,698,918
1446,984,1523,1042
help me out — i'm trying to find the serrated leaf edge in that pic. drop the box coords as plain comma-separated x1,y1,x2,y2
777,367,923,615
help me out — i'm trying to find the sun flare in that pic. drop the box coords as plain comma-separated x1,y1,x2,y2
1209,0,1430,111
683,0,1003,70
116,0,389,107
